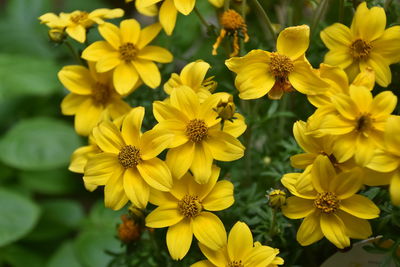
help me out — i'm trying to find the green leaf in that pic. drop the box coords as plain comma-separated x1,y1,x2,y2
0,189,40,247
0,54,60,99
47,241,82,267
0,244,45,267
0,117,82,170
86,201,125,230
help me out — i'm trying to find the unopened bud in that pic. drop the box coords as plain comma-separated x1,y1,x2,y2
267,189,286,209
117,214,142,244
216,95,236,121
48,28,66,43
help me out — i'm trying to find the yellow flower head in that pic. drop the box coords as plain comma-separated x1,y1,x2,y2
282,155,380,249
213,9,249,57
83,107,173,210
145,165,233,260
82,19,173,94
152,86,245,184
191,221,284,267
39,8,124,43
226,25,329,100
59,63,133,136
320,2,400,87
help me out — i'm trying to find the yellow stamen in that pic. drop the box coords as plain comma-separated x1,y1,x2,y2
186,119,208,143
220,9,245,31
118,145,142,168
92,82,111,106
269,52,294,79
314,192,339,214
119,43,138,61
350,39,372,60
228,260,244,267
178,195,202,218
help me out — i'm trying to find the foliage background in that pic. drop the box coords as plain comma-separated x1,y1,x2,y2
0,0,399,266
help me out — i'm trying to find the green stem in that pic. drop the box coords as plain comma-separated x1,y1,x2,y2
311,0,329,36
239,0,247,55
224,0,230,11
194,6,211,29
338,0,345,23
269,209,277,238
250,0,277,42
278,94,288,139
64,41,83,65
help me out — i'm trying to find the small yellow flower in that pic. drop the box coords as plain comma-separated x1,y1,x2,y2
191,221,284,267
226,25,329,100
145,165,233,260
83,107,173,210
39,9,124,43
213,9,249,57
59,63,132,136
82,19,173,94
320,2,400,86
282,155,380,249
152,86,245,184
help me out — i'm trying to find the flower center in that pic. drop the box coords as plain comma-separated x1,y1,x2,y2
355,113,372,132
118,145,142,168
178,195,202,218
314,192,339,214
185,119,208,143
228,260,244,267
350,39,372,60
269,52,294,79
70,11,89,24
119,43,138,61
220,9,245,31
92,82,111,106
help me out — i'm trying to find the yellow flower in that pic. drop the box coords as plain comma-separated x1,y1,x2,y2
82,19,173,94
126,0,158,16
320,2,400,86
366,115,400,206
145,165,232,260
83,107,173,210
282,155,380,249
317,85,397,166
39,9,124,43
191,221,284,267
225,25,329,100
59,63,132,136
153,86,245,184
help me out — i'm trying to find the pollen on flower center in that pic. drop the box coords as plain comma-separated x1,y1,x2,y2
185,119,208,143
350,39,372,60
118,145,142,168
355,113,372,132
119,42,138,61
221,9,245,31
314,192,339,214
228,260,244,267
92,82,111,106
178,195,202,218
269,52,294,79
70,11,89,24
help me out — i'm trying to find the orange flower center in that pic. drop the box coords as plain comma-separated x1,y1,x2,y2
70,11,89,24
178,195,202,218
228,260,244,267
355,113,372,132
118,145,142,168
92,82,111,106
186,119,208,143
220,9,245,31
350,39,372,60
269,52,294,79
119,42,138,61
314,192,339,214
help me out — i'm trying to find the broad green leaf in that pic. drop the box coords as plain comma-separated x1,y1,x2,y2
47,241,82,267
0,245,45,267
0,189,40,246
0,117,82,170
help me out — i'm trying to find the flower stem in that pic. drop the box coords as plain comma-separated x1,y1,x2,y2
311,0,329,36
250,0,277,42
224,0,230,11
194,6,217,36
269,208,277,238
64,41,84,65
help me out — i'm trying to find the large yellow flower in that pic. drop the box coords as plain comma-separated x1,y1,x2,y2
191,221,284,267
39,9,124,43
83,107,173,210
320,2,400,86
145,165,232,260
282,155,380,249
82,19,173,94
59,63,132,136
153,86,245,184
225,25,329,100
366,115,400,206
317,85,397,166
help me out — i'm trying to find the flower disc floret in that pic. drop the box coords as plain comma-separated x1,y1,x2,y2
350,39,372,60
92,82,111,106
355,113,373,132
228,260,244,267
118,145,142,168
314,192,339,214
119,42,138,61
269,52,294,79
178,195,202,218
70,11,90,25
186,119,208,143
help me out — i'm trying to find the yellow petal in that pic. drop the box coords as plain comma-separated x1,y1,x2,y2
58,65,93,95
311,155,336,192
153,100,189,122
189,165,220,200
293,121,320,153
82,41,115,61
190,260,215,267
371,26,400,64
92,121,125,153
149,188,177,207
120,19,140,44
83,153,119,185
98,22,121,49
173,0,195,15
320,115,354,135
167,219,193,260
61,94,87,115
352,67,375,90
320,23,352,49
154,120,189,147
132,59,161,88
104,167,128,210
121,107,144,147
331,132,357,163
198,243,228,266
74,100,103,136
190,143,213,184
137,45,173,63
290,153,316,169
166,142,195,179
204,131,244,161
339,194,380,219
140,129,173,159
145,206,184,228
354,135,375,166
193,212,226,250
202,180,234,211
69,144,98,173
363,168,393,186
324,50,353,69
113,62,139,95
282,196,314,219
390,172,400,206
137,157,173,191
356,4,386,42
277,25,310,60
296,211,324,246
170,85,200,118
223,113,247,138
181,61,210,90
385,116,400,156
96,53,121,72
329,168,362,199
361,54,391,87
123,168,149,209
244,245,281,267
370,91,397,120
320,213,350,249
137,23,162,48
337,210,372,239
289,61,329,95
331,94,357,120
227,221,253,261
66,25,86,43
281,168,317,199
208,0,224,8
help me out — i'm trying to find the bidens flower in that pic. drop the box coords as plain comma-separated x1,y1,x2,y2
226,25,329,100
39,9,124,43
145,166,233,260
82,19,173,94
83,107,173,210
282,156,379,249
320,2,400,86
191,221,284,267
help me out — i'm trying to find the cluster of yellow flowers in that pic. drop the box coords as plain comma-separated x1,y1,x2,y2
226,2,400,249
40,3,284,265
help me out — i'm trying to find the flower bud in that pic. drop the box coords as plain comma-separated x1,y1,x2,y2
48,28,66,43
215,95,236,121
267,189,286,209
117,214,142,244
